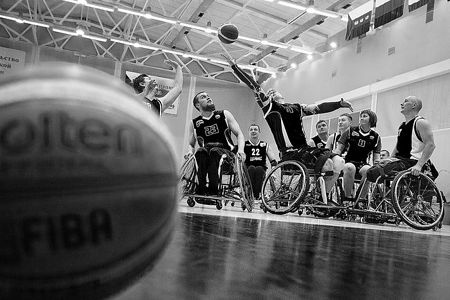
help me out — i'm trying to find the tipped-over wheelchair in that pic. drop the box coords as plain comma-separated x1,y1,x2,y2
260,159,445,230
179,154,254,212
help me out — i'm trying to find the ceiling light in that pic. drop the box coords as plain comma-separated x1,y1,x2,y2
75,28,85,35
239,36,261,43
278,1,306,10
290,62,297,68
271,73,277,78
52,28,78,36
307,54,313,60
330,41,337,49
82,33,107,42
145,13,177,24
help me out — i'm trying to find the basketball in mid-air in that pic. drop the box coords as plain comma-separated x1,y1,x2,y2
218,24,239,44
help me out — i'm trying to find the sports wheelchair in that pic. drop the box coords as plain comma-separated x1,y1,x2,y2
260,159,445,230
179,154,254,212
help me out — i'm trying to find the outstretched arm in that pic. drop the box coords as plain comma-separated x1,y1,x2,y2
159,60,183,112
303,98,354,116
222,55,270,107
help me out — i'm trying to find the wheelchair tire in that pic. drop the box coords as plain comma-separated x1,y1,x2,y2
391,170,444,230
179,156,197,199
236,157,254,212
261,161,309,215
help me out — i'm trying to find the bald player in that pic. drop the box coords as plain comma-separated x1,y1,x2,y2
367,96,438,181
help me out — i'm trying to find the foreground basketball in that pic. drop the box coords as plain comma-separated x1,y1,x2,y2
0,64,178,300
218,23,239,44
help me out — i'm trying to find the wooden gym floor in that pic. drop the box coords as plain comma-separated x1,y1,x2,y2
111,202,450,300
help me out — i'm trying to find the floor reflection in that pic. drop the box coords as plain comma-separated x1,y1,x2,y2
112,212,450,299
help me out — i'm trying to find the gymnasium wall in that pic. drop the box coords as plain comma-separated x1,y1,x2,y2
263,0,450,105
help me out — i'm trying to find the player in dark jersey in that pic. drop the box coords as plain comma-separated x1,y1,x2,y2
308,120,328,148
244,124,278,199
186,91,245,195
133,59,182,117
335,110,381,201
224,56,353,197
367,96,437,182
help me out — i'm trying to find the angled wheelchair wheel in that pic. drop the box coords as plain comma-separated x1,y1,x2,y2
179,155,197,199
261,160,309,215
391,170,444,230
236,156,254,212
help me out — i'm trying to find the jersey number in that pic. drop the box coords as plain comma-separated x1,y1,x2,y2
358,139,366,147
251,148,260,156
205,124,219,136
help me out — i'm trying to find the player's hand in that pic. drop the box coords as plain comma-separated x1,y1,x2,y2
340,98,353,112
184,150,193,160
237,151,246,162
220,54,235,66
164,59,179,70
410,164,421,176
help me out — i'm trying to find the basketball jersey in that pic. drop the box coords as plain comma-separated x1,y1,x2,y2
396,116,425,160
262,101,307,152
244,140,268,169
193,110,233,150
340,126,381,163
312,135,326,148
143,98,162,117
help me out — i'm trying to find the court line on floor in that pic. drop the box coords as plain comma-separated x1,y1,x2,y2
178,203,450,237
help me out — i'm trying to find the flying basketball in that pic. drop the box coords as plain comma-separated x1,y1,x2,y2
0,63,178,300
218,23,239,44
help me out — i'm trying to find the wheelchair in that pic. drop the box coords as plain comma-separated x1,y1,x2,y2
179,154,254,212
260,160,343,216
261,158,445,230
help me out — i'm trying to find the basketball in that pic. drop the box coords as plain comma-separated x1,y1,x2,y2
218,24,239,44
0,63,178,299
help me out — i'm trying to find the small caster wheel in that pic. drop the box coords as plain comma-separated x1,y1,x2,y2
216,201,223,210
241,203,246,211
231,202,235,207
298,209,303,216
187,198,195,207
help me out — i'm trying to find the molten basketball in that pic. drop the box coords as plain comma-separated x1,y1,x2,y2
0,63,178,300
218,24,239,44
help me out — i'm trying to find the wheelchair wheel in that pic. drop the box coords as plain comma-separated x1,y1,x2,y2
179,155,197,199
236,157,254,212
261,161,309,215
391,170,444,230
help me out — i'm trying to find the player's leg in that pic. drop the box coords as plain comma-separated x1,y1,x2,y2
194,147,209,195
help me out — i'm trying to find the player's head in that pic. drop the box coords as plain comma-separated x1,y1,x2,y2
380,149,390,159
401,96,422,114
267,88,285,104
360,109,377,128
338,113,352,131
315,120,328,135
133,74,150,94
249,124,260,139
193,91,215,112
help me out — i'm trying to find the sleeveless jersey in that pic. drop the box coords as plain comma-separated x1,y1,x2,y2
193,110,233,150
262,101,307,152
143,98,162,117
244,140,268,169
339,126,381,163
312,135,326,148
396,116,425,160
